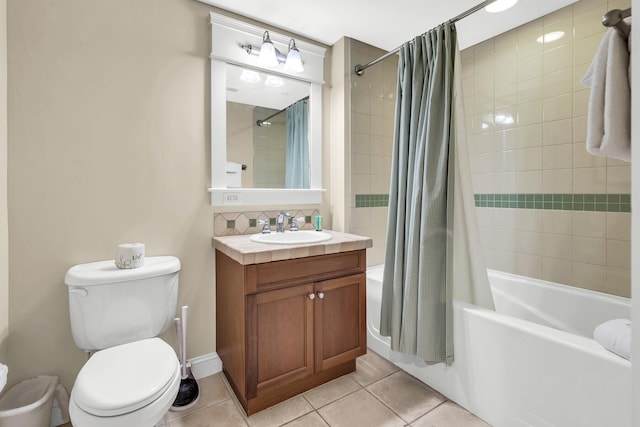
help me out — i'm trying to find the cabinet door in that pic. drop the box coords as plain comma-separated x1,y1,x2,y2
314,273,367,372
247,283,315,397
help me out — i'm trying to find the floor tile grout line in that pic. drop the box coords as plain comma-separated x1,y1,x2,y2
362,369,450,426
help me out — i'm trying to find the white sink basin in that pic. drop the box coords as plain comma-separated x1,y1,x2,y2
249,230,333,245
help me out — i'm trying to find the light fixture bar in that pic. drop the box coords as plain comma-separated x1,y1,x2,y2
241,31,304,73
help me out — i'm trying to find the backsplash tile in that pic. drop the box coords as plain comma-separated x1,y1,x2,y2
213,209,320,236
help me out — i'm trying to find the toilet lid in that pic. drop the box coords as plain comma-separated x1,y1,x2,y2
73,338,179,417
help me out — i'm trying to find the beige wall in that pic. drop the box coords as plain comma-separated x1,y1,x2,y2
0,0,7,365
7,0,215,390
465,0,631,297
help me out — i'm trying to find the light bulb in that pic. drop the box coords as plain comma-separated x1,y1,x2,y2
284,39,304,73
265,75,284,88
257,31,279,68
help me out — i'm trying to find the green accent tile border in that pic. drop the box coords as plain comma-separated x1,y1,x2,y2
474,193,631,212
356,194,389,208
226,219,236,229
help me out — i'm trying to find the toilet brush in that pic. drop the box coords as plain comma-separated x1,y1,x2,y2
170,305,200,411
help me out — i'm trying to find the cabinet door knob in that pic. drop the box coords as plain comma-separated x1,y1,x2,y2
317,292,324,299
308,293,316,300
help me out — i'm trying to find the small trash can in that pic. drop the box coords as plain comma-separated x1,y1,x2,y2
0,375,69,427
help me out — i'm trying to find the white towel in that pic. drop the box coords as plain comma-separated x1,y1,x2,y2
0,363,7,393
594,318,631,360
581,22,631,162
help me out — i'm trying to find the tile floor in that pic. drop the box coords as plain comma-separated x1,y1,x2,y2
62,350,490,427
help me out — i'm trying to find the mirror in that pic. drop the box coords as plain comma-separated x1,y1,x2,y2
208,12,326,207
225,65,311,189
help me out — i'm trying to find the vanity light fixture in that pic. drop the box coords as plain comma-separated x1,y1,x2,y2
284,39,304,73
485,0,518,13
242,31,304,73
257,31,279,67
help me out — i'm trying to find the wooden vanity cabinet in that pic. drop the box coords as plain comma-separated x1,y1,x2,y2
216,249,367,415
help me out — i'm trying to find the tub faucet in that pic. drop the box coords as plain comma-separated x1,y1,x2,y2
276,212,290,233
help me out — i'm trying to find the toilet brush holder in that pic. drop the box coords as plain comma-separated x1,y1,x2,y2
170,306,200,411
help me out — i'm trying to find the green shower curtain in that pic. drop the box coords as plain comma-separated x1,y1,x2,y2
285,99,309,188
380,23,457,364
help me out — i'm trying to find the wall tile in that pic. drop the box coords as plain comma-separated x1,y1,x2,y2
517,76,544,103
543,119,573,145
493,129,517,152
490,249,518,273
542,169,573,193
573,167,606,193
607,165,631,193
572,261,607,292
544,5,574,27
573,32,605,66
517,124,543,148
543,44,574,74
517,231,542,255
573,142,605,167
572,89,590,117
543,93,573,121
572,236,607,265
494,208,518,230
607,239,631,269
517,253,543,279
517,147,542,171
542,234,573,260
542,210,573,235
517,100,543,126
543,68,573,98
516,209,543,232
543,257,573,285
606,267,631,297
516,171,543,193
606,212,631,241
543,144,573,169
573,211,607,238
573,4,608,40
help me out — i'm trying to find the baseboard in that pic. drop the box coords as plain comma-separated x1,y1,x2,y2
50,352,222,426
189,351,223,379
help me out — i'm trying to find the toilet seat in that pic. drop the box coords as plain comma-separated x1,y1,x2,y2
73,338,178,417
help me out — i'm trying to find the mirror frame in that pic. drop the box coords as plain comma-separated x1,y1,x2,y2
208,12,326,207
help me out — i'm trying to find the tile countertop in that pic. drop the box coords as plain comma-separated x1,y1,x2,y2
212,230,373,265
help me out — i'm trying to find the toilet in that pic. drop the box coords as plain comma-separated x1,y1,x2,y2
64,256,182,427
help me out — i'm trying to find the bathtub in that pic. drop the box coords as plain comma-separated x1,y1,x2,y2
366,266,631,427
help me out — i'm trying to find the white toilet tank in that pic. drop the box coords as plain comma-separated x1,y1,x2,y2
65,256,180,352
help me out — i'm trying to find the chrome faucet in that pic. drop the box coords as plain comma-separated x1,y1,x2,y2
276,212,290,233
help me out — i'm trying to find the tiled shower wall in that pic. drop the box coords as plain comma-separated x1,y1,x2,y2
464,0,631,296
349,0,631,296
348,39,398,266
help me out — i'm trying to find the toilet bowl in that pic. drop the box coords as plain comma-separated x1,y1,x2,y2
65,256,182,427
69,338,181,427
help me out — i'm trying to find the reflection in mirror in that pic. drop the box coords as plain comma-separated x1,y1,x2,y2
225,64,311,189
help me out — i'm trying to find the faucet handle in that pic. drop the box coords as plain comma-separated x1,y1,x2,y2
257,219,271,234
289,217,305,232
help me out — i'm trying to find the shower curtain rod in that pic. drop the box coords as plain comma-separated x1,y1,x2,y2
354,0,498,76
256,96,309,127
